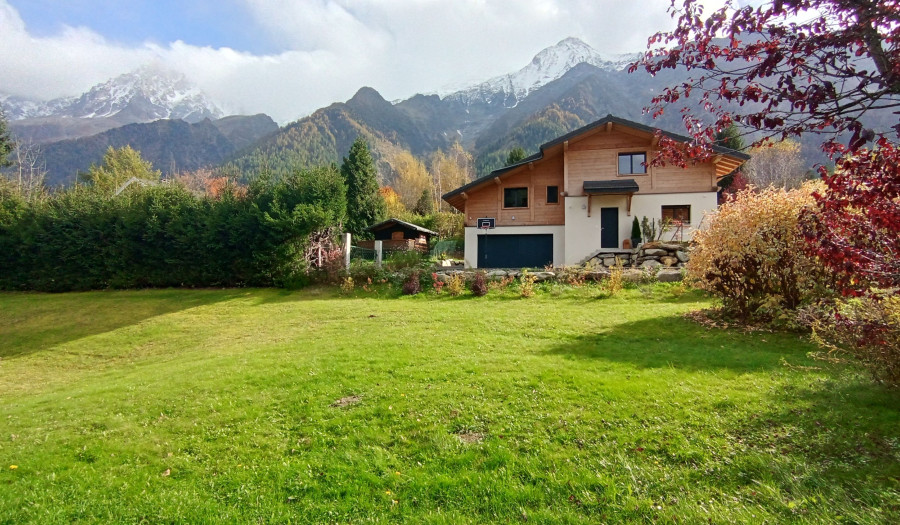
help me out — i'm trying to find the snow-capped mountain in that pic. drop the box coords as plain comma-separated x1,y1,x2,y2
443,37,641,107
1,64,222,123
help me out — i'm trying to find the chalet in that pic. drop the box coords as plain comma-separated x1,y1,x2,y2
442,115,749,268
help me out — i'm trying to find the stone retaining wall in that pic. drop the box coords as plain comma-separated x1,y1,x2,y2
587,241,691,270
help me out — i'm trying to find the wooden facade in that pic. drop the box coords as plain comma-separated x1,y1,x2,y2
445,115,746,226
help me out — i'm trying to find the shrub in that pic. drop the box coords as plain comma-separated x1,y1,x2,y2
340,276,355,294
401,271,421,295
605,260,624,296
430,273,445,294
686,183,829,319
470,271,488,297
519,270,537,298
631,216,642,244
806,293,900,386
446,273,465,296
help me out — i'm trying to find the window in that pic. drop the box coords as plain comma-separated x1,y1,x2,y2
503,187,528,208
661,205,691,224
546,185,559,204
618,152,647,174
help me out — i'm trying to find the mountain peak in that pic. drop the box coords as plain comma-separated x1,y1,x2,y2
443,37,640,107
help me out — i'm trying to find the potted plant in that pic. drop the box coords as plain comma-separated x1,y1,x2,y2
630,217,642,248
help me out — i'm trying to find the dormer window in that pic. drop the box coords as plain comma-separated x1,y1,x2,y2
618,152,647,175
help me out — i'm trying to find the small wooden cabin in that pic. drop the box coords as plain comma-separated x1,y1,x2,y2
360,218,437,253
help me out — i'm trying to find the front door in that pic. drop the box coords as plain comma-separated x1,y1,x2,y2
600,207,619,248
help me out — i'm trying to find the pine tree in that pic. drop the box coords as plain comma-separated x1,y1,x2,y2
505,147,527,166
341,137,385,237
414,187,434,215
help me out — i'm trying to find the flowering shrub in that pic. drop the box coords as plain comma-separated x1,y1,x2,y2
431,273,445,294
686,183,828,319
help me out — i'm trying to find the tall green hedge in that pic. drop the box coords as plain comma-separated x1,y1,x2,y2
0,166,346,291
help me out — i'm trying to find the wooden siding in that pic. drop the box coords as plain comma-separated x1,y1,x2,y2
464,156,564,227
460,124,721,226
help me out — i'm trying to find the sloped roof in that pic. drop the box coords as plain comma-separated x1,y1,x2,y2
442,114,750,207
366,218,438,236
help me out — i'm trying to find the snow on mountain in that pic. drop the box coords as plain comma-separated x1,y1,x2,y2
1,64,222,123
442,37,640,107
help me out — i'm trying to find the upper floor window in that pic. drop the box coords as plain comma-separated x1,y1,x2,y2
546,185,559,204
662,205,691,224
503,187,528,208
618,152,647,174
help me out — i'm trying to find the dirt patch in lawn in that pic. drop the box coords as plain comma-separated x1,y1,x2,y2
455,431,485,444
330,395,361,408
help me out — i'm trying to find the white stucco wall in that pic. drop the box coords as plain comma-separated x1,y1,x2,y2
563,192,718,265
464,225,566,268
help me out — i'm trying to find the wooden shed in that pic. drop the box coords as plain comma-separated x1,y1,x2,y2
360,218,437,253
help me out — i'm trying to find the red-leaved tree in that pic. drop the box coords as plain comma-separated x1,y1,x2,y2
633,0,899,292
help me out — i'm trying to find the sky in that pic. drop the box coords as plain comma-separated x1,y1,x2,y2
0,0,732,124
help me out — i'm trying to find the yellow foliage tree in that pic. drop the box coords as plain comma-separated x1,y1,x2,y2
430,142,473,212
379,186,407,218
391,151,432,210
79,146,161,196
744,140,809,189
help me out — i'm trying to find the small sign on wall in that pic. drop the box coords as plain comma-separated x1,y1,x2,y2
477,218,495,229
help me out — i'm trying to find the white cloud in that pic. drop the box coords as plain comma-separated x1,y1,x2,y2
0,0,731,124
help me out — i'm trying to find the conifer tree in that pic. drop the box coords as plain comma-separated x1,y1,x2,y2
0,110,13,169
340,136,385,237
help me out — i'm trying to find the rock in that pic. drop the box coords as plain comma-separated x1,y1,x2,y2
641,259,662,269
585,271,609,281
532,272,555,282
642,248,668,256
657,269,683,282
660,256,679,267
487,270,508,278
622,269,647,282
659,243,684,251
675,250,690,263
603,257,617,266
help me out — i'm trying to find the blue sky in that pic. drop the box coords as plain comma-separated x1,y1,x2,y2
0,0,730,123
8,0,284,54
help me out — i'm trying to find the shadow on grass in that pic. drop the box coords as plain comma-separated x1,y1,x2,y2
544,314,819,373
0,288,248,359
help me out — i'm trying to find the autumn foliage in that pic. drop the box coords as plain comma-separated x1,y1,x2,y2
687,183,827,319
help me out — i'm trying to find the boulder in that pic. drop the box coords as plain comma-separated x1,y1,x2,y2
622,268,647,282
603,257,618,266
675,250,690,263
660,256,679,267
641,259,662,269
642,248,668,256
532,272,555,282
659,243,684,251
487,270,508,278
657,269,683,282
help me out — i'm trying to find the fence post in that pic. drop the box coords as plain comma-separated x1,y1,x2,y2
374,240,383,268
344,233,351,270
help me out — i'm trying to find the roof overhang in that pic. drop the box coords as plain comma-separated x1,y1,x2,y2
583,179,640,194
366,218,437,236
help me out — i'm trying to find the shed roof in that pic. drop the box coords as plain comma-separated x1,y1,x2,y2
366,218,438,236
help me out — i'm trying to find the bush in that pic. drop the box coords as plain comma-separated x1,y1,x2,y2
401,271,421,295
446,273,465,296
470,271,488,297
605,260,624,296
806,293,900,386
519,270,536,298
686,184,829,319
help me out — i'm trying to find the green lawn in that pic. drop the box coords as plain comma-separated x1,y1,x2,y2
0,285,897,523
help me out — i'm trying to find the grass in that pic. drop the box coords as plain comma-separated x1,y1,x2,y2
0,284,897,523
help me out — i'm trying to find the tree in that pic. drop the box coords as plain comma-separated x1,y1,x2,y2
341,136,386,237
79,145,161,196
0,110,13,169
505,147,527,166
634,0,899,285
380,186,407,218
391,150,432,210
431,142,473,212
633,0,899,161
715,124,748,193
745,140,810,189
413,187,434,215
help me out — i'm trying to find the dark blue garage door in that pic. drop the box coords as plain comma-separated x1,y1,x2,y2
477,234,553,268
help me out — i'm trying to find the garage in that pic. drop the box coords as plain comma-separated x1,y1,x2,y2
476,234,553,268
